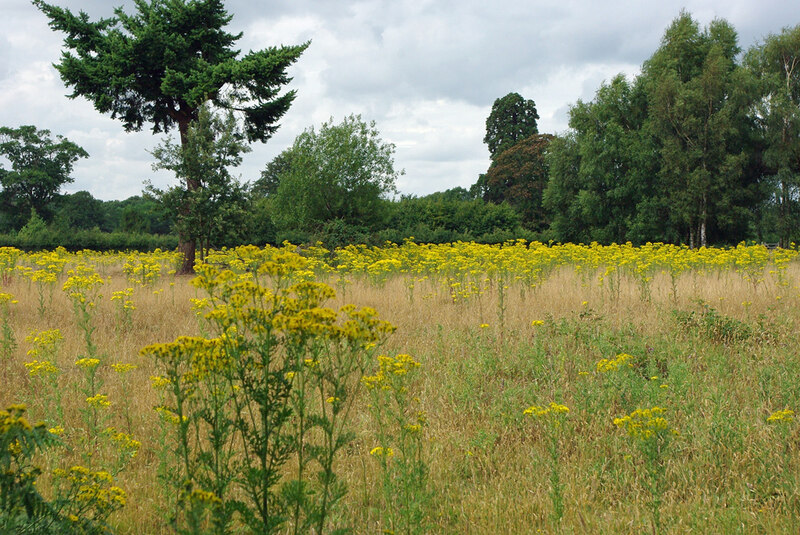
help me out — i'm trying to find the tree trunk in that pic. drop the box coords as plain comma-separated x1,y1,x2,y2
176,115,199,275
700,192,707,248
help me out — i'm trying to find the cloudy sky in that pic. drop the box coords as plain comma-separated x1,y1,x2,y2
2,0,800,201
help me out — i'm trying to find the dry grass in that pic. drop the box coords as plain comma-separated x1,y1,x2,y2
2,259,800,534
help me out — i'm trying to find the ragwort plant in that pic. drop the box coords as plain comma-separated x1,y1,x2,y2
0,292,17,365
24,329,64,425
0,404,127,534
614,407,679,534
363,353,430,535
523,402,570,526
142,247,396,534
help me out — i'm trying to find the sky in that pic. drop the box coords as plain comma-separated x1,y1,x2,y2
1,0,800,202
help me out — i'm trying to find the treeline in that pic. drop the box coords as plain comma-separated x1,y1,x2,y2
3,12,799,251
483,13,800,248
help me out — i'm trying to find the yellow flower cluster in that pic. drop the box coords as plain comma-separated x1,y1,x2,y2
26,328,63,358
596,353,634,373
1,404,34,434
362,354,421,390
142,336,232,382
52,465,127,510
110,287,135,311
111,363,137,374
613,407,678,440
766,409,795,424
369,446,394,457
523,402,570,418
24,358,59,377
75,357,101,369
85,394,111,409
103,427,141,456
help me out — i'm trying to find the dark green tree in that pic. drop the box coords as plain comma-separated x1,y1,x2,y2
745,25,800,246
253,152,292,198
545,75,666,244
148,104,251,261
542,134,589,243
0,125,88,228
271,115,400,233
483,93,539,159
35,0,308,272
483,133,553,231
643,12,751,247
52,191,106,230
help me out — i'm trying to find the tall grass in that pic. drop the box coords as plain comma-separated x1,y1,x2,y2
1,247,798,533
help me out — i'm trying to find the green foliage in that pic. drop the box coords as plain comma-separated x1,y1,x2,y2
52,191,106,231
0,404,126,534
384,194,524,244
672,303,753,344
483,133,553,230
16,210,53,250
272,114,401,233
0,125,88,227
483,93,539,159
1,227,178,252
34,0,307,142
148,104,251,262
35,0,307,272
744,25,800,247
644,13,752,247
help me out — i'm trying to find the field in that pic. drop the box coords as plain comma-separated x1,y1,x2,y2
1,241,799,534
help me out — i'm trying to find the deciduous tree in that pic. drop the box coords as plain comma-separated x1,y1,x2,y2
271,115,400,233
0,125,88,228
745,25,800,246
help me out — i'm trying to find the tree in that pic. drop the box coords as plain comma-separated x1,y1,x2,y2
35,0,308,272
483,133,553,231
148,104,251,261
745,25,800,246
544,75,666,244
52,191,106,230
483,93,539,159
643,13,750,247
0,125,88,228
271,115,401,233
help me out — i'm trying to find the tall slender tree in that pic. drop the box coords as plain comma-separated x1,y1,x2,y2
643,13,749,247
745,25,800,246
34,0,308,272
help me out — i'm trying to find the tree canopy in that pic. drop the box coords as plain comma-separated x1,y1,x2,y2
483,92,539,159
270,115,401,233
35,0,307,271
0,125,88,227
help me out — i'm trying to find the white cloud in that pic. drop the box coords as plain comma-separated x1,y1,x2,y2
3,0,800,201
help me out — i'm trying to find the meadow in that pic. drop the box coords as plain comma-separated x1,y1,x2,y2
1,241,798,534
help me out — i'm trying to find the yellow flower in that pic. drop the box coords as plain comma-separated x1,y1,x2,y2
111,363,137,374
75,357,101,369
369,446,394,457
85,394,111,408
524,402,570,418
596,353,634,374
767,409,795,424
479,323,489,329
24,359,59,377
530,320,544,326
613,407,678,440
